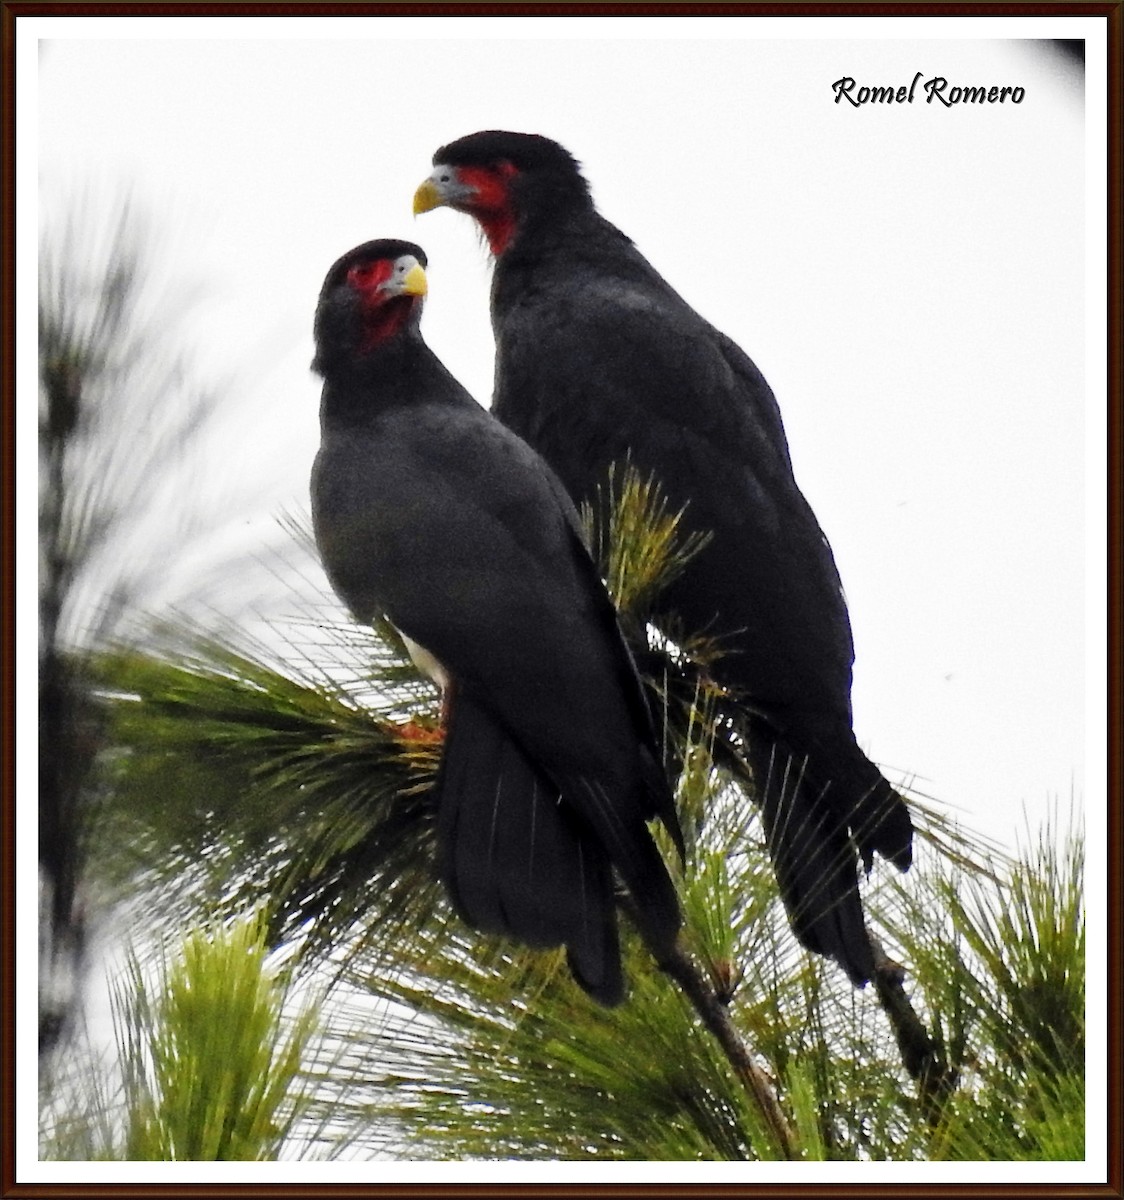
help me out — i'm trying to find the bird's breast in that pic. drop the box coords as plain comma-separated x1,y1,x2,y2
397,629,450,691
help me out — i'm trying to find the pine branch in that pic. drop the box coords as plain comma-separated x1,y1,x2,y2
659,940,798,1160
868,933,956,1122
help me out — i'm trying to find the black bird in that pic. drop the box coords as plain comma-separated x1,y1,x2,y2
415,133,913,986
309,238,682,1004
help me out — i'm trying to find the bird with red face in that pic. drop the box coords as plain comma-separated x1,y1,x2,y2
415,134,913,986
310,238,682,1005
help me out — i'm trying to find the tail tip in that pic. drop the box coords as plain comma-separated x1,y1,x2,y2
566,943,626,1007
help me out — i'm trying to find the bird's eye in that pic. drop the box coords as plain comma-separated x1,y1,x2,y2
439,173,450,183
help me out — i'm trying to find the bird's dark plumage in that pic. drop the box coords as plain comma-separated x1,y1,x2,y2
416,134,914,986
309,238,682,1004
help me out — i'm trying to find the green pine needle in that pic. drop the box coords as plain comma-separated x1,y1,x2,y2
113,912,319,1160
581,459,712,625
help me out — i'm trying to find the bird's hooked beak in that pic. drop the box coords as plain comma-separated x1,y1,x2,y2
387,256,428,297
413,166,471,215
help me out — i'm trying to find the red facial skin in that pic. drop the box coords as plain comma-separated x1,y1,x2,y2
347,258,421,350
456,161,520,256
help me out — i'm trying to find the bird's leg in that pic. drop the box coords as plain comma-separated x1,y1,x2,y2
398,680,452,740
394,627,451,741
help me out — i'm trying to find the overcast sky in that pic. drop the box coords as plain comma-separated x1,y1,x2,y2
21,13,1108,1186
29,22,1097,857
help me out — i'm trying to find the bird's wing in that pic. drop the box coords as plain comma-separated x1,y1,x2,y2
314,397,679,857
493,279,855,717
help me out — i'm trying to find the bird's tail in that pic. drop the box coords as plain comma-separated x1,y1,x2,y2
828,740,914,874
564,767,682,966
744,733,877,986
436,690,624,1005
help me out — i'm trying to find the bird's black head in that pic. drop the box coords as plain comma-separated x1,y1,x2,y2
312,239,428,378
433,131,583,175
414,131,592,256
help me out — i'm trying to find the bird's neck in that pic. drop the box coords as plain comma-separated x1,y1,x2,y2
317,334,435,427
491,210,630,307
495,196,600,265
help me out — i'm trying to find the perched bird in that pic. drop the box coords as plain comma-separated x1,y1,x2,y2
415,133,913,985
309,238,682,1005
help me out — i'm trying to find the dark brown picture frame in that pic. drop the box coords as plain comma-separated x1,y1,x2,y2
4,5,1119,1195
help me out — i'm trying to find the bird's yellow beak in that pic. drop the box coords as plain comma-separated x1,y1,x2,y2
413,179,444,216
401,261,428,297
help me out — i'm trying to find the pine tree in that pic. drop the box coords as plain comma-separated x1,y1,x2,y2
41,501,1084,1162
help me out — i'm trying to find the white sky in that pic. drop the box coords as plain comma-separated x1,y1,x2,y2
20,13,1108,1187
